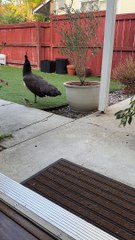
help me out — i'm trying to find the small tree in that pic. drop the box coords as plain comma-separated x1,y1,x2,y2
54,0,100,85
113,56,135,126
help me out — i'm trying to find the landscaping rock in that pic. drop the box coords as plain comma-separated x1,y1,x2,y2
48,90,128,119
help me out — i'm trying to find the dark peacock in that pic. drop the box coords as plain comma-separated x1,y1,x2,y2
23,55,61,103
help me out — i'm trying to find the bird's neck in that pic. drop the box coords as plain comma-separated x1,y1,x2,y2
23,69,31,76
23,62,32,76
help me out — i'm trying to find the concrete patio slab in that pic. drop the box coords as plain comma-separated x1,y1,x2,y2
1,113,73,148
0,99,13,106
0,99,135,188
85,98,134,134
0,101,61,134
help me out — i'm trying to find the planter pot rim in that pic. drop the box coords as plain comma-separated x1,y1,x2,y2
64,81,100,88
67,64,75,68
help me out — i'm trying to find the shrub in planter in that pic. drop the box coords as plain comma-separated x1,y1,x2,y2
54,0,100,112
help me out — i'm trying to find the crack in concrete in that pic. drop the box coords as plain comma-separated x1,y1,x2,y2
9,113,55,134
0,118,75,150
87,122,101,128
0,102,14,108
87,122,111,133
0,145,6,152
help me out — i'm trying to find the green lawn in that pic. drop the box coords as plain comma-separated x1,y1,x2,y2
0,65,121,109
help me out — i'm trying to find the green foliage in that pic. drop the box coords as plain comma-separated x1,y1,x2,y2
54,0,100,84
0,133,13,142
113,56,135,126
0,0,44,23
115,97,135,127
109,80,122,92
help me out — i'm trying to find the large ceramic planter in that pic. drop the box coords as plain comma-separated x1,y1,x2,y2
64,81,100,112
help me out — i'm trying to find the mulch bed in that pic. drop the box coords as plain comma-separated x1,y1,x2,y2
47,90,128,119
23,159,135,240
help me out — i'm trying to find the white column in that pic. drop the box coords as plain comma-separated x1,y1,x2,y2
98,0,117,112
116,0,121,13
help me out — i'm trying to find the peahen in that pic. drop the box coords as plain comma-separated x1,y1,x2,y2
23,55,61,103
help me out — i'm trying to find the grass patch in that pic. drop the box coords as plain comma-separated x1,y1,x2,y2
0,133,13,143
0,65,121,109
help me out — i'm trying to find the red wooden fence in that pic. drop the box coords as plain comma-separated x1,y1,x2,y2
0,22,39,67
0,11,135,76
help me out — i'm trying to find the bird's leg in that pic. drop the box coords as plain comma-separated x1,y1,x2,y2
35,94,37,103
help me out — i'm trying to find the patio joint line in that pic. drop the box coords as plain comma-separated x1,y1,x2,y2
1,119,75,149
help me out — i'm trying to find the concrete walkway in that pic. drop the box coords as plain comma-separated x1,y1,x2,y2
0,99,135,188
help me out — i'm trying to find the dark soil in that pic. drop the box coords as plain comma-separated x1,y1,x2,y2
48,90,128,119
67,81,99,86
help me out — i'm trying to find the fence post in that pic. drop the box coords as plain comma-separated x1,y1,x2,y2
50,16,53,60
36,22,41,69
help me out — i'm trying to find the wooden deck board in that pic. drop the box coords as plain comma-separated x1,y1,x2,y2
0,201,58,240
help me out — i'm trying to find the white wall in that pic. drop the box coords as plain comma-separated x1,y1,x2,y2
53,0,135,14
99,0,135,14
